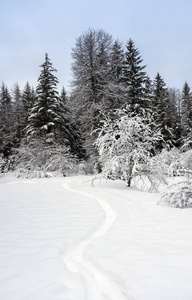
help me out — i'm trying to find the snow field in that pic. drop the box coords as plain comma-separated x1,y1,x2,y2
63,179,130,300
0,176,104,299
0,175,192,299
84,181,192,300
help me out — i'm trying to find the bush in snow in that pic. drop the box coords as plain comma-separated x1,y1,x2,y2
157,148,192,178
157,148,181,175
159,180,192,208
13,140,78,178
180,149,192,170
95,109,168,191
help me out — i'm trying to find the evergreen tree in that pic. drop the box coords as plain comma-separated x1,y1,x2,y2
12,83,24,144
60,86,68,103
122,39,147,113
181,82,192,149
107,40,126,110
167,88,182,147
152,73,173,149
143,75,153,110
26,55,83,159
22,82,36,127
110,40,124,82
26,53,69,145
59,86,85,158
0,83,13,157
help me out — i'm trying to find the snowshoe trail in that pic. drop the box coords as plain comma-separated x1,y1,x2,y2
62,178,131,300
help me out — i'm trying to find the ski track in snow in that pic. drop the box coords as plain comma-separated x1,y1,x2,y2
62,179,131,300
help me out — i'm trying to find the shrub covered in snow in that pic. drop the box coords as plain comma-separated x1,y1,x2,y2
157,148,192,178
157,148,181,175
95,110,168,191
180,149,192,170
159,180,192,208
13,140,78,178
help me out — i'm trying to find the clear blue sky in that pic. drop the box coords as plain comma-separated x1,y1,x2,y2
1,0,192,93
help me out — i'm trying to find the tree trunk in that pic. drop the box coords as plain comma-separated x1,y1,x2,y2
127,157,134,187
127,176,132,187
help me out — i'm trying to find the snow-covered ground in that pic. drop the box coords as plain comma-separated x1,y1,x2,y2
1,174,192,300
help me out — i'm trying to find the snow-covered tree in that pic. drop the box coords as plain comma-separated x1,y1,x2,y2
167,88,182,147
22,82,36,127
122,39,147,113
152,73,173,149
0,83,13,157
60,86,67,103
181,82,192,149
59,86,85,158
110,40,124,83
22,54,83,176
71,28,115,162
26,53,76,151
26,53,61,143
12,83,25,144
95,109,166,190
106,40,126,110
143,75,153,111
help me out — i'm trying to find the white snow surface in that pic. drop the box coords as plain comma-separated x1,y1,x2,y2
0,174,192,300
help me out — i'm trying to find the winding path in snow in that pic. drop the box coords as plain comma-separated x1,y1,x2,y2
62,178,131,300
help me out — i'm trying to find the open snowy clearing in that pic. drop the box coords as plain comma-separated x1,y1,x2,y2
0,175,192,300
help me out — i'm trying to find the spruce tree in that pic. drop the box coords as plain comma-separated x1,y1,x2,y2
60,86,67,103
59,86,85,158
0,83,13,156
167,88,182,147
122,39,147,113
26,53,67,145
110,40,124,82
107,40,126,110
181,82,192,149
26,55,83,159
152,73,173,149
12,83,24,144
22,82,36,127
143,75,153,111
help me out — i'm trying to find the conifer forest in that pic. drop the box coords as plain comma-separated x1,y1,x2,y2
1,28,192,182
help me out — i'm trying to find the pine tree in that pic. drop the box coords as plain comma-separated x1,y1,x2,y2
122,39,147,113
